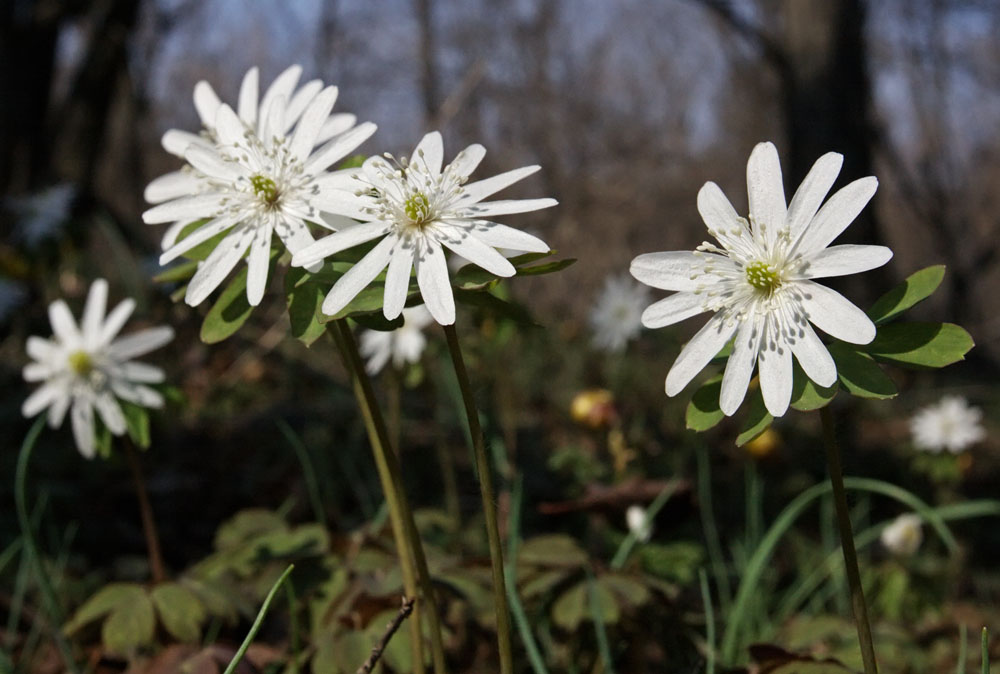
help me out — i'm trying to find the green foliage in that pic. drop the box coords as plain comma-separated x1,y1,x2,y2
638,542,704,584
199,248,280,344
736,386,772,447
868,265,945,325
121,401,151,449
827,342,898,399
863,322,974,368
686,376,724,431
789,364,838,411
150,583,207,643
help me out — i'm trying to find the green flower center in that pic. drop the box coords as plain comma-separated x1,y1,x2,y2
404,192,431,224
746,261,781,293
250,174,279,206
68,350,94,376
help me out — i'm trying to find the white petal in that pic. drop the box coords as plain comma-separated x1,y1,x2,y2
71,395,95,459
641,292,708,329
799,281,876,345
664,313,737,396
746,141,787,245
461,198,558,218
293,221,390,268
26,336,58,362
94,391,126,435
449,144,486,178
789,322,837,387
275,217,317,255
213,104,246,148
697,181,742,233
81,279,108,346
289,86,338,163
758,334,793,417
48,300,80,344
237,66,260,126
111,380,164,408
303,122,377,175
144,171,202,204
162,220,192,249
630,251,728,291
109,326,174,361
48,393,70,428
193,81,222,128
284,80,325,132
415,238,455,325
258,64,302,129
383,236,414,319
465,221,549,253
786,152,843,236
159,215,239,265
23,362,53,382
437,227,516,277
320,235,395,316
99,299,136,344
142,193,227,224
801,244,893,279
245,223,273,306
115,361,166,383
456,166,541,206
185,227,255,306
720,316,761,416
162,130,208,157
260,94,286,143
184,145,242,183
413,131,444,177
22,381,65,417
792,177,878,255
315,113,358,144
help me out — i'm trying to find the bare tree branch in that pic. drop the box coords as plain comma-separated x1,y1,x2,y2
356,597,417,674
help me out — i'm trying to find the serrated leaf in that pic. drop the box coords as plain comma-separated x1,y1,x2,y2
551,582,587,631
284,266,327,346
179,577,240,624
151,583,206,643
199,248,280,344
454,288,537,326
102,589,155,656
598,573,650,608
828,341,897,399
153,260,199,284
863,321,974,368
64,583,146,634
686,375,724,431
789,363,839,411
519,535,589,568
736,385,773,447
868,265,946,325
121,401,151,449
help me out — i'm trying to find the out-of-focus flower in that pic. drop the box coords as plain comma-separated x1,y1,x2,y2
588,274,649,352
880,513,922,557
626,505,653,543
744,426,781,459
631,142,890,418
292,131,556,325
143,65,376,307
359,306,434,375
910,395,985,454
570,388,618,430
8,183,76,248
21,279,173,458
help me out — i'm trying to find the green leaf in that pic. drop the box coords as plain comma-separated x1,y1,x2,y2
867,265,946,325
736,386,773,447
121,402,151,449
686,375,724,431
551,582,587,631
351,311,404,332
214,509,288,551
863,321,974,368
151,583,206,643
638,542,704,584
199,248,279,344
284,266,327,346
453,288,538,326
451,251,572,290
153,260,199,284
316,283,392,323
597,573,651,608
102,589,155,656
515,258,577,276
827,341,897,399
789,363,839,411
253,523,330,560
173,219,227,262
64,583,146,634
519,535,589,568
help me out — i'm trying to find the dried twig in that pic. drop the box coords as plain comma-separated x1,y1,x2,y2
356,597,417,674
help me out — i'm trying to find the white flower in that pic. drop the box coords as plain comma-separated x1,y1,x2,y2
8,183,76,248
630,142,891,418
626,505,653,543
21,279,174,459
910,395,985,454
359,306,434,375
143,65,376,307
589,274,650,352
880,513,922,556
291,131,556,326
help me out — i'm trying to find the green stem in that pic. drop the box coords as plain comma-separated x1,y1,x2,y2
333,321,448,674
15,418,81,674
222,564,295,674
442,323,514,674
820,406,878,674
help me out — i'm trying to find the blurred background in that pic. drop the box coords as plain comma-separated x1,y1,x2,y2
2,1,1000,671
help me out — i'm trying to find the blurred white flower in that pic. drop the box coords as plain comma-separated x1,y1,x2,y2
8,183,76,248
359,306,434,375
880,513,922,557
626,505,653,542
631,142,890,418
292,131,556,325
910,395,985,454
21,279,174,458
589,274,649,352
143,65,375,307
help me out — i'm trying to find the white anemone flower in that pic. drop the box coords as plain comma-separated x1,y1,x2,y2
143,65,376,307
291,131,557,325
880,513,922,557
359,306,434,375
21,279,174,459
626,505,653,543
589,274,650,352
630,142,892,418
910,395,986,454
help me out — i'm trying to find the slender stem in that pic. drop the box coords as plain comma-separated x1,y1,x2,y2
442,323,514,674
820,406,878,674
122,439,166,584
357,597,416,674
15,418,81,674
333,321,448,674
222,564,295,674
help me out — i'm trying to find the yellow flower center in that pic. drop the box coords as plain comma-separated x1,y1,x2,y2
745,261,781,293
250,174,279,206
68,350,94,376
404,192,431,224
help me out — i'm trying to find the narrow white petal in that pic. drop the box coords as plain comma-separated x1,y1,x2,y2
449,144,486,178
26,336,58,361
185,227,255,306
315,113,358,144
81,279,108,346
275,217,316,255
245,223,273,306
162,220,192,249
293,222,390,268
789,321,837,387
142,193,227,224
303,122,377,175
260,94,286,143
159,215,239,264
641,292,708,329
109,326,174,361
184,145,242,183
48,393,70,428
746,141,787,245
801,244,893,279
462,198,558,218
284,80,325,133
787,152,843,235
792,177,878,255
144,171,202,204
99,299,137,344
115,361,166,383
383,236,414,319
289,86,338,162
258,64,302,128
23,362,53,382
799,280,876,344
22,381,64,417
456,166,541,206
415,238,455,325
237,66,259,126
413,131,444,177
465,221,549,253
311,191,377,221
437,227,516,277
162,130,208,157
111,380,164,408
630,251,729,291
697,181,743,233
759,336,793,417
94,391,126,435
320,236,395,316
193,81,222,128
213,104,246,148
71,396,95,459
664,313,737,396
48,300,80,344
720,316,761,416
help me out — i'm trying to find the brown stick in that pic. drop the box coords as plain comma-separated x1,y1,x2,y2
356,597,416,674
123,440,166,584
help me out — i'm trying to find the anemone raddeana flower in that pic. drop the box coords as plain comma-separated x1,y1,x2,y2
630,142,892,418
142,65,376,307
910,395,986,454
21,279,174,459
291,131,557,325
589,273,650,353
359,305,434,375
